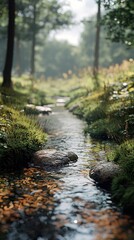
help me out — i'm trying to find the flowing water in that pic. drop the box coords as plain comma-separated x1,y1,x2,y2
4,105,134,240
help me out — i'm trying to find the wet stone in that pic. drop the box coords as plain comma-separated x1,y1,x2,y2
33,149,78,169
89,161,120,189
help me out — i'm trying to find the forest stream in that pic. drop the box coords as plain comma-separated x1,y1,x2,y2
0,104,134,240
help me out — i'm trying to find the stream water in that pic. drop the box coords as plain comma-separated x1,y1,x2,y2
5,105,134,239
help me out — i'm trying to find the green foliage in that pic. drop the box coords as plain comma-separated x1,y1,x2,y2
112,175,134,212
68,87,89,103
84,105,107,123
72,71,134,142
80,16,134,68
86,118,119,140
102,0,134,46
65,86,91,117
112,175,128,202
113,140,134,178
111,140,134,213
0,105,47,171
68,83,133,142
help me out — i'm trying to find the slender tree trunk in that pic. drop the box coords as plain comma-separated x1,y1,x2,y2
30,2,36,76
93,0,101,87
2,0,15,88
16,37,21,76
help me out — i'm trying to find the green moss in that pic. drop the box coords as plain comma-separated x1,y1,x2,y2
0,106,47,171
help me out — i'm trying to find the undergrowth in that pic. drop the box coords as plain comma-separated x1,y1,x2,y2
66,78,134,143
111,140,134,213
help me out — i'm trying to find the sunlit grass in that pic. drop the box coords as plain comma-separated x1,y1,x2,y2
1,60,133,103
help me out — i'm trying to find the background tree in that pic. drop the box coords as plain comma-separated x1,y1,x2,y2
0,0,72,87
37,40,82,78
2,0,15,88
0,2,8,74
102,0,134,46
15,0,72,76
93,0,101,86
80,16,134,68
14,1,31,76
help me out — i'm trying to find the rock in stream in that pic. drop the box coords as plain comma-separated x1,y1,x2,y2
33,149,78,169
89,161,120,189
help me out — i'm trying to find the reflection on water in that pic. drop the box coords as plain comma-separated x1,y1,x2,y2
2,106,134,240
38,106,134,240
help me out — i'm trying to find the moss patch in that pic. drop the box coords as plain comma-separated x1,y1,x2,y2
0,105,47,171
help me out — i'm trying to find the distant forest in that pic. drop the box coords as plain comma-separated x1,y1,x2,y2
0,2,133,79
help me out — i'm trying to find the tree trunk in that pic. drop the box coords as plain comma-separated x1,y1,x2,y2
2,0,15,88
93,0,101,87
15,37,21,77
30,2,36,76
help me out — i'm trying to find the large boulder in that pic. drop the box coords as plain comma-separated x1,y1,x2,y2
89,161,120,189
33,149,78,169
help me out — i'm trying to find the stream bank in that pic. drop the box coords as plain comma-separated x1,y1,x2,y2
0,105,134,240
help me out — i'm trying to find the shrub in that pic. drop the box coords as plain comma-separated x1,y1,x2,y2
86,118,123,141
112,175,134,214
84,105,107,123
85,119,109,140
113,140,134,178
